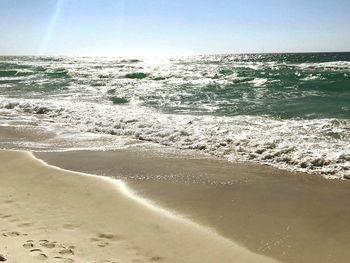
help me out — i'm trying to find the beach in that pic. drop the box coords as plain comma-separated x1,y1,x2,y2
0,149,279,263
1,148,350,263
1,0,350,261
0,52,349,263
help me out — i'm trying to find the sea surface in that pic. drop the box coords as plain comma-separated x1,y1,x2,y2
0,53,349,179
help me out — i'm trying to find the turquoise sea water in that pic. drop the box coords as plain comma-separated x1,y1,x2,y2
0,53,349,178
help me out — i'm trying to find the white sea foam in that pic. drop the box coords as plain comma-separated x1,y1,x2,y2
0,97,349,179
297,61,350,70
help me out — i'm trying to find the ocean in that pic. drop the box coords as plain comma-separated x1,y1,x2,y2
0,52,349,179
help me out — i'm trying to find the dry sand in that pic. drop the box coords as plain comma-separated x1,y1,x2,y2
0,150,279,263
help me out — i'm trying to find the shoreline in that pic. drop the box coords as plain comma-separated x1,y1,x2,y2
1,104,348,180
0,149,278,263
35,149,350,263
1,125,350,263
0,121,348,181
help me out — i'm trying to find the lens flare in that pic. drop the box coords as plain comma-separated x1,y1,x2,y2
38,0,65,55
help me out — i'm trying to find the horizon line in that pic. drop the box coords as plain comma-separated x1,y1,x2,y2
0,50,350,58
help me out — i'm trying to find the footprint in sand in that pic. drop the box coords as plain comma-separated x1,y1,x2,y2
90,233,123,248
58,248,74,256
2,231,23,237
39,240,56,249
30,249,48,260
24,239,75,262
149,256,164,262
98,234,118,240
23,240,35,249
0,254,6,262
90,237,109,248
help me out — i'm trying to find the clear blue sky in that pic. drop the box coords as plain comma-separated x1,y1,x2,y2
0,0,349,56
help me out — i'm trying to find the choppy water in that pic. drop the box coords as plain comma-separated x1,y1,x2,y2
0,53,349,178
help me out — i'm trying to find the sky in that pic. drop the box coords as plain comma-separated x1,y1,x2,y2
0,0,349,56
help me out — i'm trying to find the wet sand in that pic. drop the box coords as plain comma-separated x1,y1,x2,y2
0,150,277,263
1,125,350,263
36,150,350,263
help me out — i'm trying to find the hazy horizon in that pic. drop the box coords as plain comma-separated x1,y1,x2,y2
1,50,350,59
1,0,350,56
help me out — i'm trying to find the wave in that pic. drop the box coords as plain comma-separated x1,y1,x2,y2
296,61,350,70
1,98,349,179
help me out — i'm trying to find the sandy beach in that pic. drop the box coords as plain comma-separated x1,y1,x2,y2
1,2,349,262
0,150,279,263
0,123,350,263
36,150,350,263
